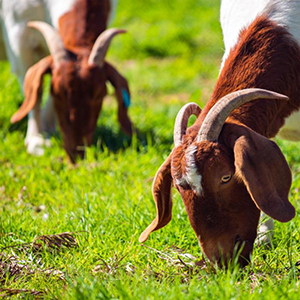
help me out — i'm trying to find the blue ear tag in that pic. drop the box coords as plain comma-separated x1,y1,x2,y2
122,89,131,108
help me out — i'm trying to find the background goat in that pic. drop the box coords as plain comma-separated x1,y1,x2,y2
140,0,300,266
0,0,132,162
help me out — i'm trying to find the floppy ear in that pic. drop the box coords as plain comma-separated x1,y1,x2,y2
233,128,295,222
105,62,132,135
139,152,173,242
11,56,53,123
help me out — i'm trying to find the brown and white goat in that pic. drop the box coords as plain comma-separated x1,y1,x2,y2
0,0,132,162
140,0,300,266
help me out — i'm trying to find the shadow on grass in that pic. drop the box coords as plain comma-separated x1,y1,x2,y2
92,125,172,152
7,118,173,153
7,118,27,135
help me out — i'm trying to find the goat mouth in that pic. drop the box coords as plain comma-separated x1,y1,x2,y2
210,236,252,268
214,253,251,268
234,235,253,267
66,147,86,163
234,235,243,244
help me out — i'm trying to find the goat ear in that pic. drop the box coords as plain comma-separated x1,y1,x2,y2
105,62,132,135
233,129,295,222
139,152,173,242
11,56,53,123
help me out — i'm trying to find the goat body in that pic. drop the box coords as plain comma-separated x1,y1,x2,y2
140,0,300,266
0,0,132,162
220,0,300,140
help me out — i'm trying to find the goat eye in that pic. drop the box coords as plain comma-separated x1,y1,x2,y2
221,174,231,183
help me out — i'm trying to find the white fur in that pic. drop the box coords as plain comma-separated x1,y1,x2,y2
257,213,274,246
183,144,203,195
220,0,269,68
175,177,188,187
0,0,117,155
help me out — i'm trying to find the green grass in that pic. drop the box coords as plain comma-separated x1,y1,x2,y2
0,0,300,298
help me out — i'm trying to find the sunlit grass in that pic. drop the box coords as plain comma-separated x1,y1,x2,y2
0,0,300,298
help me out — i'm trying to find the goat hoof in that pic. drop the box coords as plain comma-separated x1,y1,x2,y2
25,135,46,156
256,233,273,248
44,138,51,148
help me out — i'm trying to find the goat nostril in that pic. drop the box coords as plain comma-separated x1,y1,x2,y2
235,235,242,244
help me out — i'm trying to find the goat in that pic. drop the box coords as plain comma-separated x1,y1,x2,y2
139,0,300,266
0,0,132,162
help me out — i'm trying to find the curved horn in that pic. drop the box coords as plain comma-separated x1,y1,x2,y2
174,103,201,147
28,21,69,65
197,88,289,142
88,28,126,67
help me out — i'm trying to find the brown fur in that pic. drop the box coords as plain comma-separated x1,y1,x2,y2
140,16,299,266
59,0,111,51
197,16,300,137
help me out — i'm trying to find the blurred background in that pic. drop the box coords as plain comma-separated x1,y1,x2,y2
0,0,223,153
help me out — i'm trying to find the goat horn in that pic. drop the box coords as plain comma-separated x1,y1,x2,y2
88,28,126,67
28,21,69,66
174,103,202,147
197,88,289,142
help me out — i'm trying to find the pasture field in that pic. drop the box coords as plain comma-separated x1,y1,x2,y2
1,0,300,298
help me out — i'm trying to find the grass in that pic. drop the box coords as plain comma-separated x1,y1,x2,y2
0,0,300,298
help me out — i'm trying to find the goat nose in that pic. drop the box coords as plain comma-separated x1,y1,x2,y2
234,235,242,245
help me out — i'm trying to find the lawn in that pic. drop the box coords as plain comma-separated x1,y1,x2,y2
1,0,300,299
